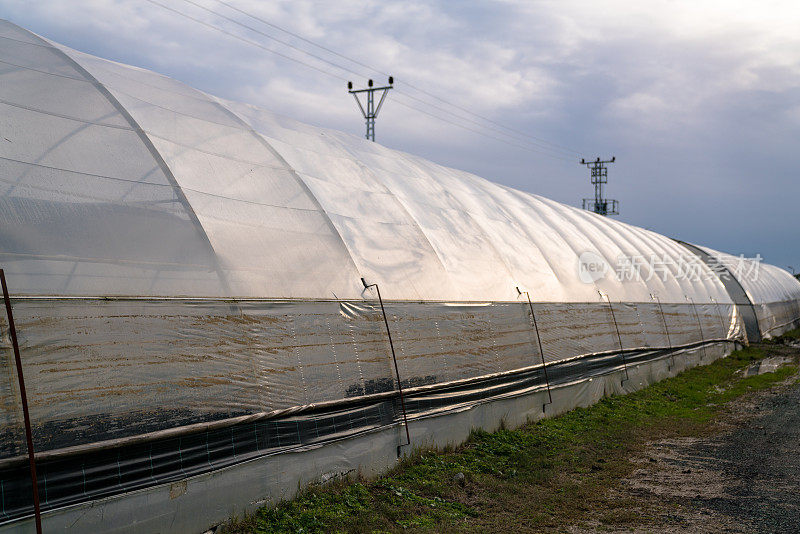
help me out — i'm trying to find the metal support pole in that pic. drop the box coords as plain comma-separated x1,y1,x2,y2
651,293,675,369
601,292,629,381
366,89,374,141
687,296,708,360
517,287,552,405
0,269,42,534
361,278,410,447
710,297,727,340
651,294,672,349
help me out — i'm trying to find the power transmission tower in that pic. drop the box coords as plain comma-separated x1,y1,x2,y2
348,77,393,141
581,156,619,216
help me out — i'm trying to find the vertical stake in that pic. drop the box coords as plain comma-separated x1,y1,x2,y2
651,294,672,349
601,292,629,381
517,287,552,407
710,297,727,340
1,269,42,534
651,293,675,369
361,278,410,448
687,295,708,360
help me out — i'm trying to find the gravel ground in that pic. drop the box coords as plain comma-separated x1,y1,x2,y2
695,382,800,531
613,345,800,533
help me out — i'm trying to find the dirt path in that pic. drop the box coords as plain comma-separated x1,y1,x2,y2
606,344,800,533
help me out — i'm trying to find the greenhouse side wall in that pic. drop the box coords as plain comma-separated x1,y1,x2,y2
0,295,746,533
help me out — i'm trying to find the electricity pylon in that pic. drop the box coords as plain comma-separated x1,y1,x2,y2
581,156,619,216
348,77,393,141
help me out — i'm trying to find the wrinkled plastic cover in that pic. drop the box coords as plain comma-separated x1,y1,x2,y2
0,19,758,304
699,245,800,335
0,336,735,524
0,298,741,460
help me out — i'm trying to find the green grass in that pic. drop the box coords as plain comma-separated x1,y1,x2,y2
776,328,800,341
226,333,800,534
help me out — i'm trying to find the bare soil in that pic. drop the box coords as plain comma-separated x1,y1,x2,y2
586,342,800,533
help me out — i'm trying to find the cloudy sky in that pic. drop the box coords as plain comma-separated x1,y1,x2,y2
2,0,799,270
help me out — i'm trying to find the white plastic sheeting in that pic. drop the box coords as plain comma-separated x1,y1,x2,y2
699,246,800,337
699,246,800,306
0,18,798,533
0,19,749,305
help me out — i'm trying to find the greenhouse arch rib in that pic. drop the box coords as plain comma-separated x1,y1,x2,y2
36,33,232,296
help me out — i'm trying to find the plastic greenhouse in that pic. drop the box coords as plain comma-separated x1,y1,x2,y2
1,19,799,533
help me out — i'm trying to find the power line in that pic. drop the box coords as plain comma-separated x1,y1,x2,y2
180,0,373,79
212,0,383,76
143,0,579,161
396,90,577,157
188,0,574,156
208,0,582,157
392,100,575,161
189,0,578,157
399,84,580,156
143,0,348,81
176,0,576,158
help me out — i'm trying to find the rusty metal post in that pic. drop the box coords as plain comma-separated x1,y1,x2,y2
710,297,727,340
601,292,629,381
361,278,410,447
1,269,42,534
687,295,708,360
517,287,552,405
651,293,675,369
651,294,672,348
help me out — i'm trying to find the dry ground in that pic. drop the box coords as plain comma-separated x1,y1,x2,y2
586,342,800,532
